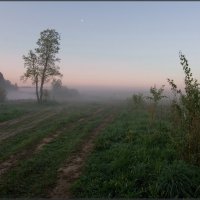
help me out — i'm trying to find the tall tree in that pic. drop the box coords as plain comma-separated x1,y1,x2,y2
36,29,62,103
21,50,40,102
22,29,62,103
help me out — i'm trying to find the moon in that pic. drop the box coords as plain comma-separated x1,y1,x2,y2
80,19,84,23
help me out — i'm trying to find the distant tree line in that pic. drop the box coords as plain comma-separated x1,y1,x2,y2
51,79,80,101
0,72,18,102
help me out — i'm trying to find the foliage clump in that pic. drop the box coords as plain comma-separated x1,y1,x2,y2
132,93,144,109
146,85,166,123
168,52,200,165
147,85,166,106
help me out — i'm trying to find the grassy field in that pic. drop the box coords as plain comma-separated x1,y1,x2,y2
71,104,200,198
0,100,200,198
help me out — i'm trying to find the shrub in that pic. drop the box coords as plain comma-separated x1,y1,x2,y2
147,85,166,106
132,93,145,109
146,85,166,125
168,52,200,165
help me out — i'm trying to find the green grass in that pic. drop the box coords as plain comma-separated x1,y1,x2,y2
0,103,113,198
0,103,103,162
1,101,200,198
0,103,28,122
71,105,200,198
0,113,69,161
0,101,60,122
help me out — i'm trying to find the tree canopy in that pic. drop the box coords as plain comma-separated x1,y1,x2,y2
21,29,62,103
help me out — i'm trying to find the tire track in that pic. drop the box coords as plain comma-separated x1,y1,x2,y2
0,111,58,141
0,108,51,128
0,107,65,141
49,112,115,198
0,107,106,177
34,107,104,153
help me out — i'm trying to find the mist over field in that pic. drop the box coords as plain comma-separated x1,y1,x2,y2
6,86,171,102
7,87,35,100
6,79,178,105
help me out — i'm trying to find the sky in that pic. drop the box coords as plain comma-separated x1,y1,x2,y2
1,2,200,91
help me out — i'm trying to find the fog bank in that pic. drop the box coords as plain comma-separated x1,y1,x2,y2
7,86,174,102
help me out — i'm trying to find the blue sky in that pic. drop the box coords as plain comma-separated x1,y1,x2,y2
0,2,200,90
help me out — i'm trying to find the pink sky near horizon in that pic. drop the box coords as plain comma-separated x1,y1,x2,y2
1,55,186,92
1,2,200,93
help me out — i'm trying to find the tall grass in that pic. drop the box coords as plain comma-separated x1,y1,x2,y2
71,104,200,198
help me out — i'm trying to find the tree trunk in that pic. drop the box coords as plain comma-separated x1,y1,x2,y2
39,58,48,104
35,78,39,103
39,81,44,104
40,70,46,104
